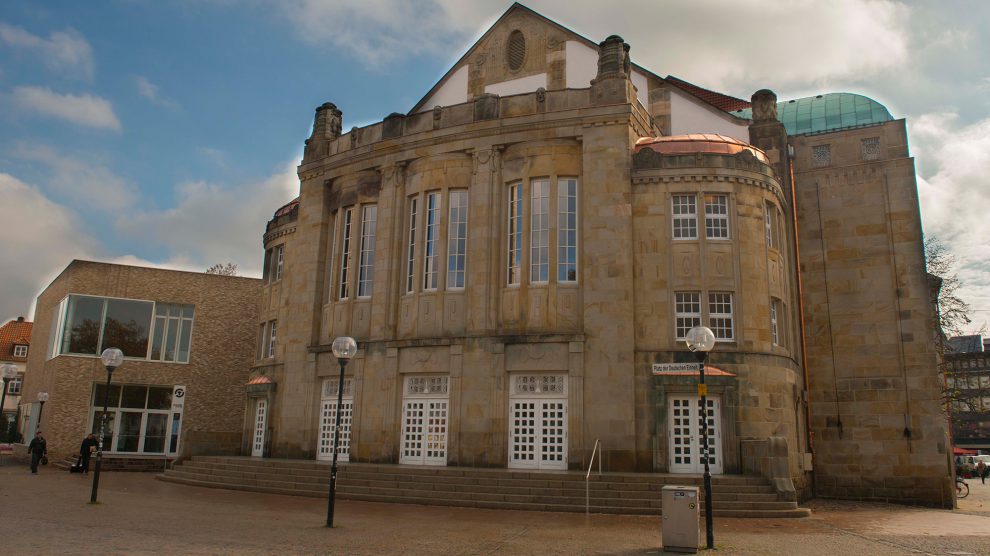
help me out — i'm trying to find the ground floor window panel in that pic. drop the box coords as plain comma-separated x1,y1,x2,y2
89,383,181,455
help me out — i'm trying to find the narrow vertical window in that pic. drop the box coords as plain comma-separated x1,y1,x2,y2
338,208,353,300
446,190,468,289
709,293,734,341
358,205,377,297
530,179,549,283
557,178,578,282
507,182,522,285
675,292,701,340
765,202,781,250
406,197,418,294
274,245,284,281
423,192,440,291
770,298,781,346
765,203,774,249
257,323,267,360
672,195,697,239
262,248,273,284
705,194,729,239
268,320,277,358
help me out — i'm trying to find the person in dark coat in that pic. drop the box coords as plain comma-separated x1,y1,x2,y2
28,431,47,474
79,433,98,474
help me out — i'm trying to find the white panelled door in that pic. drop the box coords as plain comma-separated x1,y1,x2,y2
251,398,267,457
399,376,449,466
508,374,567,470
317,378,353,462
668,395,722,474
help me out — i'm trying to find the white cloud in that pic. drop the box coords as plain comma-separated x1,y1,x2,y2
0,173,97,322
0,22,94,80
134,75,180,109
10,143,137,212
11,86,122,131
914,112,990,321
115,163,299,277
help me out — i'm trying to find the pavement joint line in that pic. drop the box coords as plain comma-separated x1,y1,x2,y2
480,525,532,555
809,518,935,556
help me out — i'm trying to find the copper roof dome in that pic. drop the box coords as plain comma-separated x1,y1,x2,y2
634,134,770,165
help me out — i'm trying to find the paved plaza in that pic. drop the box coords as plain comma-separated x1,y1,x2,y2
1,460,989,555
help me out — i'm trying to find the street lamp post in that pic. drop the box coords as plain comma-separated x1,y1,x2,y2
685,325,716,550
326,336,357,528
36,392,49,430
1,364,18,436
91,348,123,503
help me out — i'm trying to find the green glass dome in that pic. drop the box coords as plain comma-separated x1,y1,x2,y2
732,93,893,136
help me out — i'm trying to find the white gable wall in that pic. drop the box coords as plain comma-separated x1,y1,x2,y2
669,88,749,141
565,40,597,89
418,65,469,112
485,73,548,97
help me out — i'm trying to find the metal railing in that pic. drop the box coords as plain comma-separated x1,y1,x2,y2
585,439,602,515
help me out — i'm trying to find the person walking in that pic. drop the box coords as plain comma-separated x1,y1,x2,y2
28,431,47,474
980,460,989,485
79,433,98,474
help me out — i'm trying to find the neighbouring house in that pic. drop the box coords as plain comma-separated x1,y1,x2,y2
245,3,951,507
1,316,32,439
19,260,261,464
946,335,990,452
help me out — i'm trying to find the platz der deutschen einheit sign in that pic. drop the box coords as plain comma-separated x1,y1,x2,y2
651,362,703,375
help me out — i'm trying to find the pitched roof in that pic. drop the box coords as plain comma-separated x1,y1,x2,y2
0,318,33,361
664,75,752,112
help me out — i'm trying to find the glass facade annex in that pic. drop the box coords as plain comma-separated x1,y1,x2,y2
733,92,893,136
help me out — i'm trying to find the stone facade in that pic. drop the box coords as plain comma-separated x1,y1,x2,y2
20,260,261,461
248,3,951,507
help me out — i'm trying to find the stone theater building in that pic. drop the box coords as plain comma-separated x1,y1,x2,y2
249,4,952,505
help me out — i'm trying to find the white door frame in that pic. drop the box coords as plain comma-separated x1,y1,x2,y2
508,374,568,470
668,394,722,474
399,375,449,466
317,378,353,462
251,398,267,457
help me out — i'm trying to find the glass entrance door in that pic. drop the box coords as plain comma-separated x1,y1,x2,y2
668,395,722,474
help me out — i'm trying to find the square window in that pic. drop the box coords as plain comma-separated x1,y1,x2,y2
13,345,28,358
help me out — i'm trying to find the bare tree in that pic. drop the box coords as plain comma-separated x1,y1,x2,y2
926,236,971,337
206,262,239,276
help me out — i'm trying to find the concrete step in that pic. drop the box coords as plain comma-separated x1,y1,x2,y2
159,456,809,518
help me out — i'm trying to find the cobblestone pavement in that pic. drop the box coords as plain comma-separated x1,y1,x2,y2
1,462,989,555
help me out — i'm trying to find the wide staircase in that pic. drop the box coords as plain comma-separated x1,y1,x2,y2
158,456,810,518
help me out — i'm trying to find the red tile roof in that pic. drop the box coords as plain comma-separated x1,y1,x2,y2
0,318,33,361
247,374,275,386
665,75,751,113
274,198,299,218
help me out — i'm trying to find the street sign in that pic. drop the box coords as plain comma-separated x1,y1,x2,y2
652,362,702,374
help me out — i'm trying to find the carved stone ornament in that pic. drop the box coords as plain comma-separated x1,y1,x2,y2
536,87,546,104
751,89,778,122
350,127,358,149
632,147,662,170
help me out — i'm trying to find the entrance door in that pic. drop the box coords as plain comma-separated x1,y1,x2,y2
317,378,353,462
251,398,267,457
508,374,568,470
668,395,722,474
399,375,449,466
400,399,448,465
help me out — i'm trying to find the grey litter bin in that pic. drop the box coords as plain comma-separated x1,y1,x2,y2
661,485,700,553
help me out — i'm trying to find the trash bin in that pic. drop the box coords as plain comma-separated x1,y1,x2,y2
661,485,700,553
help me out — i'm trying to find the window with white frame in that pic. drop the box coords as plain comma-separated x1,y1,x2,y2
274,245,284,282
262,247,273,284
447,190,468,289
405,197,418,294
47,295,195,362
150,303,195,363
358,205,377,297
675,292,701,339
507,182,523,285
672,195,697,239
13,345,28,358
709,293,734,341
267,320,277,358
770,298,782,346
530,179,550,283
557,178,578,282
704,194,729,239
423,192,441,291
338,208,353,299
7,374,22,395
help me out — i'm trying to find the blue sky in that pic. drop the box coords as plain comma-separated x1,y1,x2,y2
2,0,989,330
